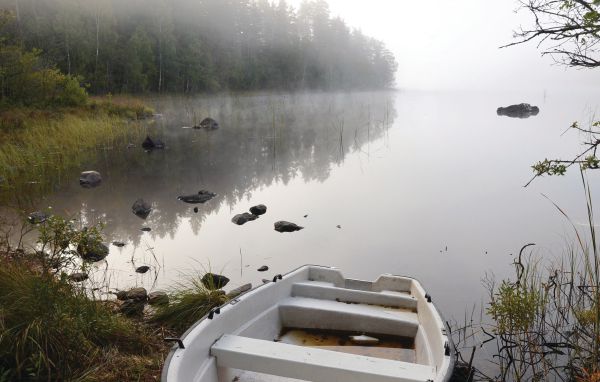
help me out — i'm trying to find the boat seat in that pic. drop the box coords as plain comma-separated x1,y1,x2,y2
211,334,435,382
278,297,419,337
292,281,418,310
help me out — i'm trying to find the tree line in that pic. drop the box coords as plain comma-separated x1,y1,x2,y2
0,0,398,95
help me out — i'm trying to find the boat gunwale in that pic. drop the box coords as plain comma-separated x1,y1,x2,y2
160,264,456,382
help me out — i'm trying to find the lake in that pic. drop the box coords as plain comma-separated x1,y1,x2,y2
20,89,600,320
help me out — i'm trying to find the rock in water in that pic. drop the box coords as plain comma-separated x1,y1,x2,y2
69,272,89,282
496,103,540,118
77,242,109,262
231,213,259,225
135,265,150,274
257,265,269,272
249,204,267,216
112,241,126,247
148,291,169,305
142,135,165,150
200,117,219,130
141,227,151,232
79,171,102,188
274,221,304,233
177,190,217,204
201,273,230,289
227,283,252,298
116,290,128,301
27,211,48,224
132,199,152,219
126,287,148,301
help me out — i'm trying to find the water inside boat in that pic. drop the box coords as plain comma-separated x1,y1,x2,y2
277,328,416,363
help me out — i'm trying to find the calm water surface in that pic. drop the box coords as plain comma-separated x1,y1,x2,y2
27,90,600,319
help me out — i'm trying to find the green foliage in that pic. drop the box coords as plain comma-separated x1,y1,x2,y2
0,259,150,381
152,274,229,332
487,280,541,333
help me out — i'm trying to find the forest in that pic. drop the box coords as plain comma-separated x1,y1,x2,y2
0,0,398,95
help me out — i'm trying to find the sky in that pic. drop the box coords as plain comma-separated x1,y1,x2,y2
288,0,600,91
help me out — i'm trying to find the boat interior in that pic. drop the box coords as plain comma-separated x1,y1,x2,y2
163,266,452,382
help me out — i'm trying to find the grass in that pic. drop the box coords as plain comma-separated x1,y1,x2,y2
152,274,230,333
0,257,158,381
452,172,600,382
0,97,151,206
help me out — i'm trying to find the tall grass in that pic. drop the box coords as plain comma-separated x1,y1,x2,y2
454,172,600,382
152,274,229,333
0,101,147,206
0,258,153,381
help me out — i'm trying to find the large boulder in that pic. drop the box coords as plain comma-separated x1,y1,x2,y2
231,213,259,225
497,103,540,118
201,273,230,290
274,221,304,233
120,299,145,316
126,287,148,301
77,242,109,262
249,204,267,216
79,171,102,188
132,198,152,219
177,190,217,204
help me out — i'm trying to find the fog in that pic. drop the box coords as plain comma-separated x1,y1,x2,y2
289,0,600,91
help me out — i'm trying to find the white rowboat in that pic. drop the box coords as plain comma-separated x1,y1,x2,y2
161,265,455,382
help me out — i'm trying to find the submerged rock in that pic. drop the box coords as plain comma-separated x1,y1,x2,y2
148,291,169,305
227,283,252,298
177,190,217,204
27,211,48,225
135,265,150,274
249,204,267,216
77,242,109,262
141,135,165,150
132,198,152,219
69,272,89,282
79,171,102,188
231,213,259,225
274,221,304,233
497,103,539,118
201,273,230,289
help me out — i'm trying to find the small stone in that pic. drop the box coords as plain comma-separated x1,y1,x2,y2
249,204,267,216
112,241,126,247
201,273,230,289
69,272,88,282
116,290,128,301
177,190,217,204
136,265,150,274
262,279,270,284
141,227,151,232
79,171,102,188
77,242,109,262
336,225,341,229
199,117,219,130
126,287,148,301
227,283,252,298
274,221,304,233
27,211,48,225
132,198,152,219
193,207,199,213
231,213,259,225
148,291,169,305
120,299,145,316
257,266,269,272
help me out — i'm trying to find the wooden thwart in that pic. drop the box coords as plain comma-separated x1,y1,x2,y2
211,334,435,382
